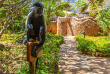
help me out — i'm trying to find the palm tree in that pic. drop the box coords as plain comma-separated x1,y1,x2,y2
73,0,105,17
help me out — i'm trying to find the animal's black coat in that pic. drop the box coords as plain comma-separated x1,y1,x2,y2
26,2,45,47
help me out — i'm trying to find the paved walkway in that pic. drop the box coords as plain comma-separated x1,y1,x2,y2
58,36,110,74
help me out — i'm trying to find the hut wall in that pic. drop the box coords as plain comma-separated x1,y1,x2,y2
70,17,101,36
57,17,67,35
46,21,57,34
47,17,101,36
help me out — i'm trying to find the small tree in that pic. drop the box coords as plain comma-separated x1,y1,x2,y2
0,0,29,38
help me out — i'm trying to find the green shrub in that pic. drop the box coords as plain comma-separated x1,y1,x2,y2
75,34,110,57
75,34,97,55
36,33,64,73
97,8,110,36
13,33,64,73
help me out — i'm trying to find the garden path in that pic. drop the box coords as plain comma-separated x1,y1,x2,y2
58,36,110,74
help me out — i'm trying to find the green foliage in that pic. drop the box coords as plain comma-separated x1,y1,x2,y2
36,33,64,73
75,34,110,57
73,0,104,16
73,0,110,36
75,34,97,55
42,1,56,24
8,33,64,73
55,10,66,17
97,8,110,36
89,1,99,17
71,12,77,16
0,0,71,34
37,0,58,2
0,26,3,29
0,33,27,73
12,61,29,74
7,17,26,33
15,33,27,44
0,8,6,19
55,2,71,10
0,0,30,33
73,0,89,13
43,1,71,24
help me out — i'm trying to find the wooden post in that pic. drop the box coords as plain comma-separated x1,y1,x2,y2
84,32,85,38
27,41,40,74
30,61,35,74
27,41,43,74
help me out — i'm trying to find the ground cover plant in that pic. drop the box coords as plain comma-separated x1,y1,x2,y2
0,33,64,73
0,34,26,73
75,34,110,57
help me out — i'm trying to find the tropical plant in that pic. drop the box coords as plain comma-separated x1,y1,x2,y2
73,0,89,13
42,1,71,25
97,8,110,36
73,0,105,16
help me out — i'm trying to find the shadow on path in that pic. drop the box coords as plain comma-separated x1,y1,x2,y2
58,36,110,74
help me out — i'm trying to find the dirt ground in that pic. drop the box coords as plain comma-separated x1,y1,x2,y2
58,36,110,74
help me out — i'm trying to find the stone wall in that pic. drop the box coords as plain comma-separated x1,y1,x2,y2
46,21,57,34
70,17,101,36
47,17,101,36
57,17,67,35
66,17,74,36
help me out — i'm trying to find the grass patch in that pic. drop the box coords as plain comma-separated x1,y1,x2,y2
0,33,27,73
0,33,64,73
75,34,110,57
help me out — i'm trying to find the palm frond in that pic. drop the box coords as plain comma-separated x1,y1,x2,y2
80,3,89,13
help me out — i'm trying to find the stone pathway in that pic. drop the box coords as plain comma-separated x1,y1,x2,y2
58,36,110,74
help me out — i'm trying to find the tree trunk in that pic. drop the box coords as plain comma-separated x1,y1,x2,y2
0,24,10,38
